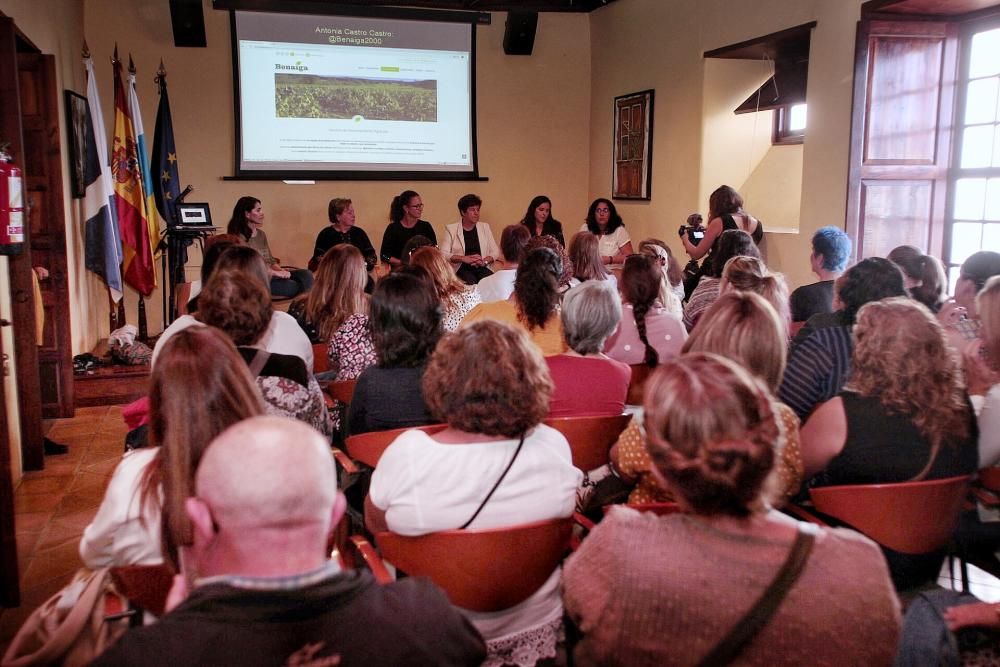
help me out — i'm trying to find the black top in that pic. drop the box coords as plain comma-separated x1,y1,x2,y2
812,391,978,488
347,365,434,435
312,226,377,271
790,280,836,323
238,347,310,387
380,220,437,263
462,226,482,257
523,219,565,248
92,570,486,667
702,213,765,276
287,300,322,345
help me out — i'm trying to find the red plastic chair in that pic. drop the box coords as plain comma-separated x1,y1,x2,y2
312,343,329,374
351,518,572,612
343,423,446,469
626,363,654,406
800,475,971,554
109,564,175,619
543,414,631,471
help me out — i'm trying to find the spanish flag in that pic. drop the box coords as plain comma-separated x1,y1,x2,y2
111,46,155,296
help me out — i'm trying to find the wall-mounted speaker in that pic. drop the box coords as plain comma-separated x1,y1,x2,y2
169,0,207,48
503,11,537,56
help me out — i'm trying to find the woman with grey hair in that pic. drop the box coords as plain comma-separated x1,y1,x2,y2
546,281,630,417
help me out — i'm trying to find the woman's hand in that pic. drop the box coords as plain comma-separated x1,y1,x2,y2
964,339,999,396
944,602,1000,631
937,299,968,328
270,265,291,279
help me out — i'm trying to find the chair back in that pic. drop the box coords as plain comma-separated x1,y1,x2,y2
376,518,572,612
312,343,328,374
344,423,446,468
109,565,175,618
626,363,654,406
808,475,971,554
979,467,1000,492
543,414,631,471
327,379,357,405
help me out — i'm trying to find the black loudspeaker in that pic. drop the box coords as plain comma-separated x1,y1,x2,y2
503,11,537,56
169,0,207,48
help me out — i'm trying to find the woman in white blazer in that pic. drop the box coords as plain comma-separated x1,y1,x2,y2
441,193,501,284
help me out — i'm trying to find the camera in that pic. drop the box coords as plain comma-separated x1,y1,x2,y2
678,213,705,246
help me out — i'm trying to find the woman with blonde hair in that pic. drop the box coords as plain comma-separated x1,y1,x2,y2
637,238,684,316
720,255,791,330
612,291,802,504
566,354,900,666
81,326,265,569
970,276,1000,466
409,245,482,331
568,231,613,286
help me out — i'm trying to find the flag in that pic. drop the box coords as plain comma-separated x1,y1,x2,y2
111,47,156,296
82,53,123,302
126,55,160,264
151,60,180,227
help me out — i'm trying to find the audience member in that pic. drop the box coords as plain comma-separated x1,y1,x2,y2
969,276,1000,466
152,246,313,370
565,354,900,666
368,321,581,666
227,196,313,298
199,268,332,437
310,198,377,274
582,198,633,264
381,189,437,269
801,297,977,588
400,233,435,265
612,292,802,504
547,281,629,417
290,243,376,422
887,245,947,312
683,229,760,331
779,257,906,420
637,238,684,316
605,253,686,367
939,250,1000,352
93,416,486,666
521,195,565,247
525,234,574,291
348,272,442,434
441,193,500,284
478,224,531,303
462,247,567,355
184,233,242,313
679,184,764,276
567,231,614,287
789,226,851,323
409,246,482,331
720,255,791,329
81,327,264,569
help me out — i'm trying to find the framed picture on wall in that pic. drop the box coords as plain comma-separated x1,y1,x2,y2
64,90,88,199
612,89,654,200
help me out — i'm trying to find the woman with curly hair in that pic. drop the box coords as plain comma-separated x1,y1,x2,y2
462,247,567,355
801,296,977,486
368,320,581,667
409,246,482,331
605,253,686,368
581,198,634,264
521,195,565,247
566,354,900,666
525,234,573,290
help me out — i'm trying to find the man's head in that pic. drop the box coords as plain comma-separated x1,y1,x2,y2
956,251,1000,315
810,226,852,275
184,416,344,578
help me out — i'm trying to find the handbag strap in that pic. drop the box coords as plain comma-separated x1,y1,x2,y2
696,522,817,667
247,348,270,377
460,432,526,530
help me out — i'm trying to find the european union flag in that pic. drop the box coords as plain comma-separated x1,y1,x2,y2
151,61,180,228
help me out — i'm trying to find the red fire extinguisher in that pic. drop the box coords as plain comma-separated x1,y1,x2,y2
0,147,25,256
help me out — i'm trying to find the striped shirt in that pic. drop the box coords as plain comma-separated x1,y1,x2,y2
779,325,854,420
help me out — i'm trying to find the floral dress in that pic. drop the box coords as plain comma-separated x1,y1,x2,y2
328,313,377,380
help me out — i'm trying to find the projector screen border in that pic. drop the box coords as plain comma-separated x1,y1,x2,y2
222,172,490,182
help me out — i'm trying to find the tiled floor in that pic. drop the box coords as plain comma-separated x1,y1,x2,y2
0,405,126,653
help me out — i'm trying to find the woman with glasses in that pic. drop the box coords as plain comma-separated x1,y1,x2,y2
381,190,437,270
581,198,634,265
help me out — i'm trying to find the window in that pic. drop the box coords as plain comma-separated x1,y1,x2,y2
773,103,807,144
948,24,1000,288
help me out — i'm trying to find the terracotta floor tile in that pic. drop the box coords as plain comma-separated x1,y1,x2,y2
15,475,74,496
35,513,89,552
15,532,40,567
20,541,83,590
80,458,119,476
13,493,61,515
79,446,124,468
74,406,110,419
29,459,82,477
52,492,102,517
13,512,50,535
67,470,112,495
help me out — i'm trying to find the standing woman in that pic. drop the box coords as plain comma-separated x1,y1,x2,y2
582,198,634,264
310,198,376,273
380,190,437,269
521,195,565,248
680,184,763,268
227,196,313,298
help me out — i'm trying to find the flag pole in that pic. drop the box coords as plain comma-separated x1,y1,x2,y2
156,60,167,330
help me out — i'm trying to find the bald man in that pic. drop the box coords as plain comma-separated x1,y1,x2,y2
94,416,485,667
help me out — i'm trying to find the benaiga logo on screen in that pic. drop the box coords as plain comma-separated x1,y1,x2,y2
275,62,308,72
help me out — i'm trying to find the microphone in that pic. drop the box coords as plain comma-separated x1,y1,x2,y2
176,185,194,203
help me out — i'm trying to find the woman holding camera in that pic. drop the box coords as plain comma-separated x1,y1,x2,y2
680,185,763,270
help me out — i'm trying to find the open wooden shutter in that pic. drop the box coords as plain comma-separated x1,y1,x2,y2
845,18,959,260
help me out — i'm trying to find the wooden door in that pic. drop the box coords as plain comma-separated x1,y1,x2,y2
613,94,648,198
845,19,959,260
18,53,73,418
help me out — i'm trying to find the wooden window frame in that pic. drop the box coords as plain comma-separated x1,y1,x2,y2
772,105,805,145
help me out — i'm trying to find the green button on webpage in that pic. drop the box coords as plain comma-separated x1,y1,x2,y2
380,66,400,72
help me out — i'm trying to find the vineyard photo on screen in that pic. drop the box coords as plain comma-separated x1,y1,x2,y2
274,74,438,122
